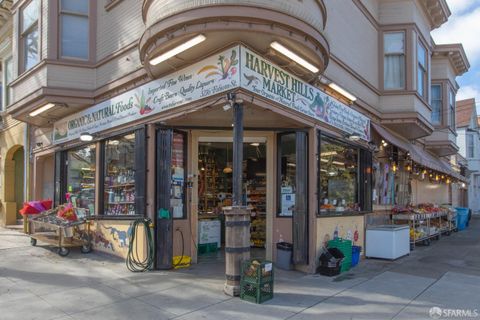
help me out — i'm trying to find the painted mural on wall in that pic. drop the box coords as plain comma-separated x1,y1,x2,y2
53,46,241,144
91,221,133,258
317,217,364,255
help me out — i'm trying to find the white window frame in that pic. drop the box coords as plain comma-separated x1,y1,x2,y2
59,0,90,60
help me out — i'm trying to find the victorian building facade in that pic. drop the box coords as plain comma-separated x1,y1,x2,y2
0,0,470,273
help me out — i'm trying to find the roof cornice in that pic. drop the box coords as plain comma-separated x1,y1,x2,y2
420,0,451,29
433,43,470,76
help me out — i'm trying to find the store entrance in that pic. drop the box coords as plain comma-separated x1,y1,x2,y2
197,139,267,261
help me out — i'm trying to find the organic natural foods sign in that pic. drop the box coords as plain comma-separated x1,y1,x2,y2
53,46,241,143
53,45,370,144
240,47,370,140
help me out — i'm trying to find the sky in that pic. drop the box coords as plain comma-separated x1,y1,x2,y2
431,0,480,112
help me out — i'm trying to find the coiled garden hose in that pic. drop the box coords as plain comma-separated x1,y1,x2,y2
126,218,154,272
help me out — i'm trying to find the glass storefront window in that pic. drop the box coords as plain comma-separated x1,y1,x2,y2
278,133,296,217
66,145,96,215
104,133,136,215
171,132,186,219
319,136,359,214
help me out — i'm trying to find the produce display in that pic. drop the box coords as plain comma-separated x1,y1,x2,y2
27,204,92,257
392,203,457,248
30,205,83,227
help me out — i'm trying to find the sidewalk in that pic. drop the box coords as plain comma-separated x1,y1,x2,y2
1,218,479,320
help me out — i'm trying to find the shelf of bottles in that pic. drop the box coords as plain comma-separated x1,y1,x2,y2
247,174,267,248
104,169,136,216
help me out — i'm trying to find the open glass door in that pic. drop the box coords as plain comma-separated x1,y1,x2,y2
155,128,188,269
277,132,309,265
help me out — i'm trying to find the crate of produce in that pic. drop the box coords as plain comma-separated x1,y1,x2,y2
241,259,274,284
240,280,274,304
328,238,352,273
240,259,274,304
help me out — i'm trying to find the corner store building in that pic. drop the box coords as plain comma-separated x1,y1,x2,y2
3,0,468,273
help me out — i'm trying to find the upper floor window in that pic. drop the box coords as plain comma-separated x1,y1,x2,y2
467,134,474,158
4,56,13,107
449,89,455,129
417,41,427,98
384,32,405,90
60,0,89,60
21,0,40,72
431,84,442,125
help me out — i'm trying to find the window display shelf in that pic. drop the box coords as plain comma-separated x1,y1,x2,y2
106,183,135,188
107,202,135,205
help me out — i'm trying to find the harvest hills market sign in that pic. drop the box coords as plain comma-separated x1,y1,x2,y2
240,47,370,140
53,46,370,144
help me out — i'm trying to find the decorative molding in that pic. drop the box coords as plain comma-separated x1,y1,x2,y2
105,0,124,12
433,43,470,76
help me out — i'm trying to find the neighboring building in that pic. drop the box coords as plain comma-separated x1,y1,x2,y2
1,0,470,273
456,98,480,213
0,0,28,227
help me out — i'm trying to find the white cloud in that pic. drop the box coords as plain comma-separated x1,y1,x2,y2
457,85,480,102
446,0,475,15
432,5,480,65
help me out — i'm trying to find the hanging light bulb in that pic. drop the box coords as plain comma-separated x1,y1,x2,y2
423,169,428,175
446,178,451,184
435,175,439,181
392,163,398,172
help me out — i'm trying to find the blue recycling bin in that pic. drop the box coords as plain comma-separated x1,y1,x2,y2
455,207,469,231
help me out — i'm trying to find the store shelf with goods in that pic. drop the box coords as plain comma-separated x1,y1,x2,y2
106,183,135,189
391,204,454,248
247,176,267,248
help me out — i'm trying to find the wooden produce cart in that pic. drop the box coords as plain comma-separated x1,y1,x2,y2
27,208,92,257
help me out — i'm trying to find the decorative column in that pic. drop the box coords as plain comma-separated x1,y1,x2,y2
224,100,251,296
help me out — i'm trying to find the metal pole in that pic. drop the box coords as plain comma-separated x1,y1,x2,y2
232,102,243,206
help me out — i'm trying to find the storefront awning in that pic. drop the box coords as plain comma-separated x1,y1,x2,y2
372,123,467,182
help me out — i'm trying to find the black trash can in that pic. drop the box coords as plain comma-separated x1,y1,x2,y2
276,242,293,270
317,247,344,276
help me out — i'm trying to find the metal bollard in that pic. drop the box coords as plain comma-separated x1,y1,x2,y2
223,206,251,296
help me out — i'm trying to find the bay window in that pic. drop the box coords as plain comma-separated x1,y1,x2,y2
431,84,442,125
3,56,13,108
449,89,456,129
60,0,89,59
384,32,405,90
20,0,40,72
417,41,427,98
